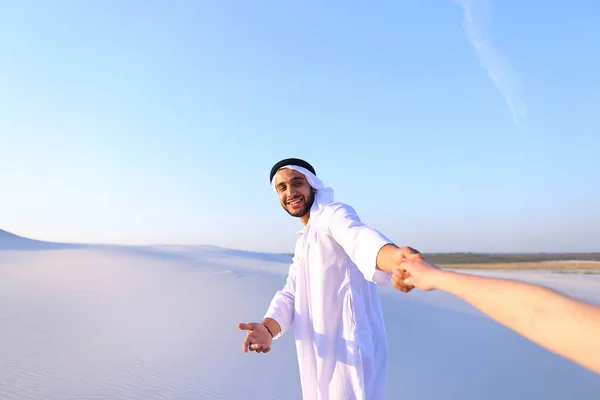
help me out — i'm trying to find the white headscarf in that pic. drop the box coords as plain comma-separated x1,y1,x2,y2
271,165,335,216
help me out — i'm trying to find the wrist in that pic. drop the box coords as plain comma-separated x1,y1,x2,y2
263,323,274,338
262,317,281,338
431,269,455,291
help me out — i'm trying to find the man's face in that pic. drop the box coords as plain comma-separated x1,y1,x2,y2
274,168,315,218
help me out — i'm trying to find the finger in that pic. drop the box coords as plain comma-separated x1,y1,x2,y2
261,344,271,353
392,269,411,282
391,276,413,292
392,267,411,276
238,322,254,331
391,276,408,291
399,275,415,289
400,246,421,257
393,282,410,292
251,343,267,353
242,336,250,353
406,246,421,255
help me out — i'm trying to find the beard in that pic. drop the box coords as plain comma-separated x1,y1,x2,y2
282,190,315,218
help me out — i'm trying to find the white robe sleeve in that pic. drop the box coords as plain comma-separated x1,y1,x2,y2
263,261,296,339
326,203,394,285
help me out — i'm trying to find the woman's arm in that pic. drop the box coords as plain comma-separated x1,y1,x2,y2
393,259,600,375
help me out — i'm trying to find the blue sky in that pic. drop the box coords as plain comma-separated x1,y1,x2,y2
1,0,599,253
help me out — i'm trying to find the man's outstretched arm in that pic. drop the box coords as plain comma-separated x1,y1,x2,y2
238,261,297,353
325,203,421,289
392,259,600,375
376,243,422,273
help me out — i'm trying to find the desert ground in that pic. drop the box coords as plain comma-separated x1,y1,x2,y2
1,231,599,399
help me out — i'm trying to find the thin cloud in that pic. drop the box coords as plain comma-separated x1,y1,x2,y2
454,0,525,124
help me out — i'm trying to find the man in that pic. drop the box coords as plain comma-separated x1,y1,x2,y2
238,158,420,400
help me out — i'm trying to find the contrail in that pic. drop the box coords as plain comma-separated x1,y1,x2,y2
454,0,525,124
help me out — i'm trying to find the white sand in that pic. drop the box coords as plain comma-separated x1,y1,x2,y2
1,235,599,399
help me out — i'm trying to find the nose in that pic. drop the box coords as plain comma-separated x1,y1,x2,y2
285,186,297,199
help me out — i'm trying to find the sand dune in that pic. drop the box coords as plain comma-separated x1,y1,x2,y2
1,232,599,399
0,229,85,251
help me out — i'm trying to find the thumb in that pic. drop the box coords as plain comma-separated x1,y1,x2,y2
407,253,422,261
238,322,255,330
399,259,417,270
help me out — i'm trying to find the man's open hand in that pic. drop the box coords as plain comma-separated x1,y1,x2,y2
238,322,273,354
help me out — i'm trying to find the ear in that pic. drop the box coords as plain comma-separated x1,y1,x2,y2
312,188,317,193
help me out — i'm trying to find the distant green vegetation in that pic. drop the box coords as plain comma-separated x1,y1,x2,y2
421,253,600,264
552,270,600,275
283,252,600,264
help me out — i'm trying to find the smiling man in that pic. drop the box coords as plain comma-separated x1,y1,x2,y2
238,158,420,400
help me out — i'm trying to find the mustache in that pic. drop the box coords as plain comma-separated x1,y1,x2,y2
286,196,304,204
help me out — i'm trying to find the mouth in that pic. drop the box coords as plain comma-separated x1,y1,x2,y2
287,197,303,208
